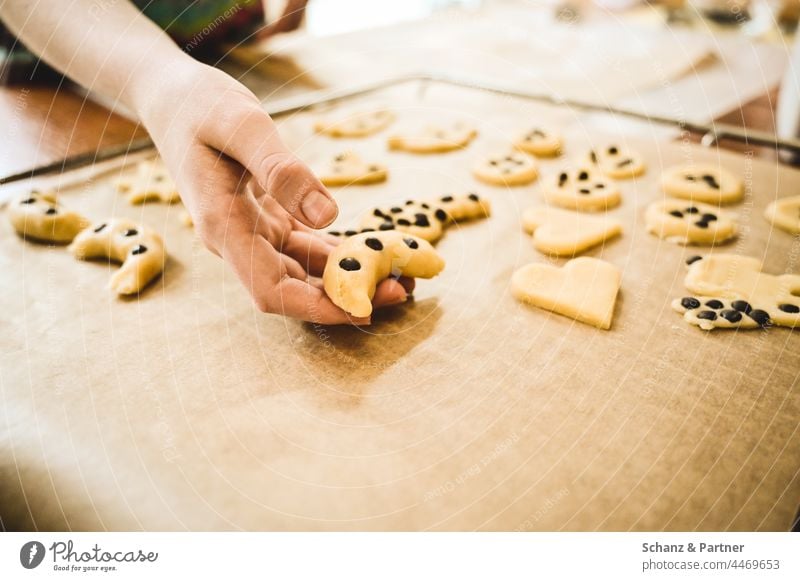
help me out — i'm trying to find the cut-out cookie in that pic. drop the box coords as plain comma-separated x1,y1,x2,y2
473,151,539,186
434,192,492,225
645,199,737,245
542,167,620,212
661,164,742,204
69,219,166,295
585,145,645,179
671,254,800,330
765,195,800,235
115,160,180,205
319,152,387,186
7,190,89,243
514,127,562,157
323,230,445,318
314,110,394,138
522,206,622,256
388,123,477,153
512,257,621,329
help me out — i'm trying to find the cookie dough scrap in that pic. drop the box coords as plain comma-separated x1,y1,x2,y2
323,230,445,318
388,123,477,153
765,195,800,235
473,151,539,186
69,219,166,295
514,127,562,157
645,199,737,245
542,167,620,212
314,110,394,138
661,164,743,204
671,254,800,330
522,206,622,256
319,152,387,186
512,257,621,329
7,190,89,243
585,145,646,179
115,159,180,205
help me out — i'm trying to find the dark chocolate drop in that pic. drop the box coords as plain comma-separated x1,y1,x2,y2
44,207,58,215
339,258,361,271
364,237,383,251
93,223,107,233
435,209,448,222
686,255,702,265
748,309,772,326
731,300,752,314
669,210,684,218
123,228,138,237
697,310,717,321
705,299,724,309
778,303,799,314
720,309,742,323
403,238,419,249
131,244,147,256
680,297,701,310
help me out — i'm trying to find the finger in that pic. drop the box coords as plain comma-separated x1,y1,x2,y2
372,278,409,309
282,230,334,277
397,276,416,295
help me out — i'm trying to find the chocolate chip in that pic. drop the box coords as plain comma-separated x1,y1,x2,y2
681,297,701,310
405,200,415,205
414,213,430,227
686,175,697,181
579,188,591,195
778,303,799,313
334,154,345,162
131,244,147,255
441,195,454,203
45,207,58,215
589,151,597,163
608,146,618,155
705,299,724,309
123,229,138,237
404,238,419,249
93,223,107,233
685,207,699,214
489,160,498,166
595,183,605,189
721,309,742,323
435,209,448,222
617,158,634,168
702,174,720,189
361,228,375,233
368,165,379,172
339,258,361,271
421,203,430,209
397,219,411,226
686,255,702,265
731,300,752,314
669,210,684,218
373,209,385,218
558,172,568,187
328,231,341,236
20,198,36,204
364,237,383,251
697,310,717,321
379,222,395,231
345,230,359,237
390,207,402,214
577,171,589,181
701,213,717,222
748,309,771,326
468,193,479,201
694,220,709,229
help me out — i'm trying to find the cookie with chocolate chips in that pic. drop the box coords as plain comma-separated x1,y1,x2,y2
661,164,743,204
645,199,737,245
318,152,388,186
114,159,181,205
387,122,477,153
7,190,90,243
542,167,621,212
585,145,646,179
514,127,562,157
359,200,445,243
314,109,395,138
473,151,539,186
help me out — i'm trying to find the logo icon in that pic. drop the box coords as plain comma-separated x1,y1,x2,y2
19,541,45,569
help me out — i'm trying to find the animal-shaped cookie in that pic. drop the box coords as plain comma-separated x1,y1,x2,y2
764,195,800,235
319,152,388,186
7,190,89,243
671,254,800,330
585,145,645,179
473,151,539,186
69,219,166,295
514,127,562,157
434,192,492,225
542,167,620,212
522,206,622,256
115,160,180,205
512,257,621,329
388,123,477,153
645,199,737,245
323,231,445,318
314,110,395,138
661,164,743,204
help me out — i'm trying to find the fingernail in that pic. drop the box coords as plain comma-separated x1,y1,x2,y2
302,190,338,227
387,294,408,307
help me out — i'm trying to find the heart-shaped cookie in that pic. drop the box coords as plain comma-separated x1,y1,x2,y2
512,257,621,329
522,206,622,256
765,195,800,235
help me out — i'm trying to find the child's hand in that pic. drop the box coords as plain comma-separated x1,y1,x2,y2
140,64,412,324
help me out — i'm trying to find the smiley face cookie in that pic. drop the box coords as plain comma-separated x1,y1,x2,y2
7,190,90,243
388,123,477,153
645,199,737,245
764,195,800,235
542,167,620,212
671,254,800,330
314,110,395,138
585,145,646,179
323,230,445,318
522,206,622,257
473,151,538,186
514,127,562,157
660,164,743,204
115,160,180,205
319,152,388,186
512,257,621,329
69,219,166,295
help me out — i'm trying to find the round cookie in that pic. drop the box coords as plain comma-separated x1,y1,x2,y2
387,123,477,154
7,190,90,243
764,195,800,234
473,151,538,186
323,230,445,318
314,110,394,138
645,199,737,245
514,127,562,157
434,192,491,224
661,164,743,204
542,167,620,212
359,200,444,243
585,145,646,179
319,152,388,186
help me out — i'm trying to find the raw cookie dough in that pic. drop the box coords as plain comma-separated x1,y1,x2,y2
585,145,646,179
522,206,622,256
514,127,562,157
671,254,800,330
511,257,621,329
473,151,539,186
319,152,388,186
764,195,800,235
323,230,445,318
115,160,181,205
69,219,166,295
645,199,737,245
660,164,743,204
542,167,620,212
388,123,477,153
7,190,89,243
314,110,395,138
